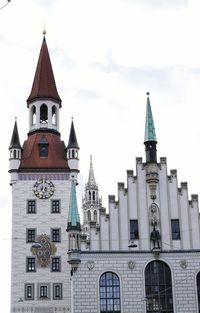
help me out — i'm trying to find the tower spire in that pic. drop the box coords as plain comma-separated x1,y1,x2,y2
67,180,81,231
27,35,61,106
144,93,157,163
88,155,96,185
9,120,21,149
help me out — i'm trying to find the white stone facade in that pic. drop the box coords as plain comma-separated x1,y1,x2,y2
10,174,71,313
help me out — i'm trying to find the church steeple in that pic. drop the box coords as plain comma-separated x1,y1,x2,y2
27,35,61,133
144,93,157,163
88,155,96,186
9,120,21,150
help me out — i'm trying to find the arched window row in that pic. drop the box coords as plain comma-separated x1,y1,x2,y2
30,103,58,126
99,261,174,313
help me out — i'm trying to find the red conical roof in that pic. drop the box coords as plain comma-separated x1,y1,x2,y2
27,36,61,106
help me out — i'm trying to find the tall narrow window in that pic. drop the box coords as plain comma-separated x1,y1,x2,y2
171,219,181,240
130,219,139,240
99,272,121,313
26,257,36,272
52,105,57,125
26,228,36,243
25,284,34,300
40,104,48,123
51,228,61,242
94,210,97,223
145,260,173,313
87,211,91,222
51,200,60,213
31,105,36,125
53,283,62,300
38,136,49,158
52,257,61,272
197,272,200,313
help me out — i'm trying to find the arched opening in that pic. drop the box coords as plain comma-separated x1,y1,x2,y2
93,191,95,201
13,150,16,159
31,105,36,125
40,104,48,123
99,272,121,313
87,211,91,222
52,106,57,125
197,272,200,312
94,210,97,223
89,191,91,201
145,260,173,313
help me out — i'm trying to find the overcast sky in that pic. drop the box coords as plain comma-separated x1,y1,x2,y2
1,0,200,311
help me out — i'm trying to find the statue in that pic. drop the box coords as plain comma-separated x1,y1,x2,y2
150,226,161,249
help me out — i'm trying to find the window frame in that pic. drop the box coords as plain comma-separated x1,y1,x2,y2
51,199,61,213
130,219,139,240
53,283,62,300
25,283,34,300
51,257,61,272
26,257,36,272
171,219,181,240
26,228,36,243
99,271,121,313
27,200,36,214
38,283,50,300
51,228,61,242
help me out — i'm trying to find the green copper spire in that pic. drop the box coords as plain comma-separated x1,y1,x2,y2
67,180,81,231
144,93,157,143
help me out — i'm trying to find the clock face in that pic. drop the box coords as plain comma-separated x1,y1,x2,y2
33,177,55,199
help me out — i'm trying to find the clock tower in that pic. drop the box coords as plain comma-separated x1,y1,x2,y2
9,35,79,313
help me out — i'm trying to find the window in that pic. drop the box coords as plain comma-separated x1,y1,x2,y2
130,219,139,240
99,272,121,313
51,200,60,213
40,104,48,123
26,257,36,272
25,284,34,300
145,260,173,313
27,200,36,214
171,219,181,240
26,229,36,243
51,228,61,242
52,257,61,272
94,210,97,223
197,272,200,312
38,284,50,299
38,136,49,158
53,283,62,300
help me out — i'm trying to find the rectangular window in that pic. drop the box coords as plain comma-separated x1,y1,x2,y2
53,283,62,300
51,200,60,213
52,257,61,272
27,200,36,214
25,284,34,300
26,228,36,243
171,219,181,240
26,257,36,272
38,283,50,300
130,219,139,240
51,228,61,242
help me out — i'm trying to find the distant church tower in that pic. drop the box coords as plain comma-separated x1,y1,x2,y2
9,35,79,313
82,156,102,240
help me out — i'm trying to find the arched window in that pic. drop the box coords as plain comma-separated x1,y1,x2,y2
31,105,36,125
87,211,91,222
145,260,173,313
94,210,97,223
93,191,95,201
40,104,48,123
197,272,200,312
99,272,121,313
89,191,91,201
52,106,57,125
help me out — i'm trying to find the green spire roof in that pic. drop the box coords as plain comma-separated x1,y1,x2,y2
67,180,81,231
144,93,157,143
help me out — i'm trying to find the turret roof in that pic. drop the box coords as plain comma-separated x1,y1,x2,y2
67,120,79,149
9,120,21,149
67,180,81,231
27,36,61,106
144,93,157,143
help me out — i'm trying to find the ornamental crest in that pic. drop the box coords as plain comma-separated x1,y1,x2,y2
31,234,57,267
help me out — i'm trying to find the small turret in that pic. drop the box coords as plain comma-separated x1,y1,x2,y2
66,180,81,251
66,119,79,181
9,119,21,183
144,92,157,163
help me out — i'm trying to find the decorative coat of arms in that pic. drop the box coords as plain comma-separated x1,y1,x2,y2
31,234,57,267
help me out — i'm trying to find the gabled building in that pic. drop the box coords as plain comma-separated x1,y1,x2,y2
68,94,200,313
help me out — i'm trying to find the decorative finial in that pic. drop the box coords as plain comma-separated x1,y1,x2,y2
43,29,46,36
146,92,150,96
71,114,73,121
15,115,17,121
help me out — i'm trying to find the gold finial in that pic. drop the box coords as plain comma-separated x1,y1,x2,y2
43,29,46,36
146,91,150,96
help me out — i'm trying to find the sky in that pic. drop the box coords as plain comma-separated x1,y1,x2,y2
1,0,200,311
